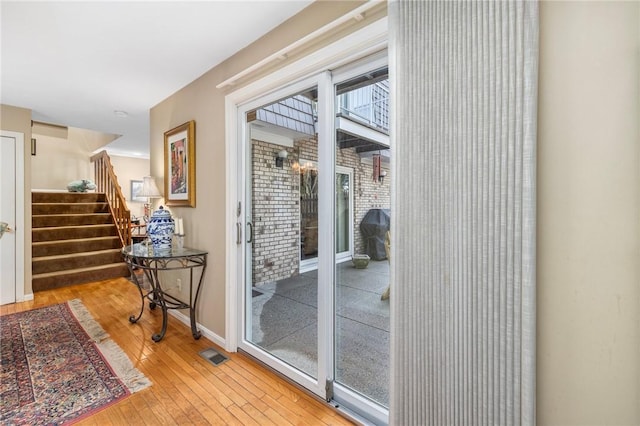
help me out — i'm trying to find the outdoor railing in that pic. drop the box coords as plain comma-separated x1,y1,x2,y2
90,150,131,246
338,80,389,131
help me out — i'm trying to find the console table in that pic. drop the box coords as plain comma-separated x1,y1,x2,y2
122,243,207,342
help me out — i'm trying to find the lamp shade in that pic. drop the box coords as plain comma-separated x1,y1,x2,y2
138,176,162,198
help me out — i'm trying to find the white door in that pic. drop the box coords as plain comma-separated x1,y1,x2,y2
0,130,24,304
0,135,17,304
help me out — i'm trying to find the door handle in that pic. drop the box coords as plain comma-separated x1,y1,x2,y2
0,222,11,239
246,222,254,244
236,222,242,245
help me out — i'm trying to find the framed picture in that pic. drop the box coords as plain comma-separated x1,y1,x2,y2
130,180,146,202
164,120,196,207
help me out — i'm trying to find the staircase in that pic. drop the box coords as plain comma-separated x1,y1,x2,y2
32,192,130,292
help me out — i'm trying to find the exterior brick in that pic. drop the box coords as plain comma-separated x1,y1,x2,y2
250,137,390,285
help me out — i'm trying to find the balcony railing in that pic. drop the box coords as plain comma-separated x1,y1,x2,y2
338,80,389,132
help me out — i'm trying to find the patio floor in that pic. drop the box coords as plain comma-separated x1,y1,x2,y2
250,259,390,407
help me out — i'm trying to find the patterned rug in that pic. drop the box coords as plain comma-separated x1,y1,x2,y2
1,299,151,425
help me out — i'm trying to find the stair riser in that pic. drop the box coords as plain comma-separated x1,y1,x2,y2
32,214,113,228
32,192,107,203
33,226,117,242
32,238,122,257
32,264,130,292
33,251,124,274
33,203,110,215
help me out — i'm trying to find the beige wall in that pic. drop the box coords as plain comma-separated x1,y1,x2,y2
1,104,33,296
109,154,150,219
150,1,373,338
537,1,640,424
31,127,117,190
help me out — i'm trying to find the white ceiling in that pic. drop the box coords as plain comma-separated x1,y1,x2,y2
0,0,313,158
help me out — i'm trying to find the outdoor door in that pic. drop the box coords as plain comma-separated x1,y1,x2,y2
1,134,17,304
335,166,353,262
239,75,330,398
238,61,390,424
300,162,352,270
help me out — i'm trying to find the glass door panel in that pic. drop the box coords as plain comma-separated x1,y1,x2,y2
244,86,320,379
334,67,391,407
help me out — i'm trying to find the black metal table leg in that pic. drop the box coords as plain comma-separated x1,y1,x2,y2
122,244,208,343
127,262,145,324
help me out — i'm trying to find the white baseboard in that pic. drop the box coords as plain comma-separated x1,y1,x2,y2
168,310,226,350
19,293,34,302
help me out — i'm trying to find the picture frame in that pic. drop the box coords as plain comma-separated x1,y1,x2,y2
130,180,146,202
164,120,196,207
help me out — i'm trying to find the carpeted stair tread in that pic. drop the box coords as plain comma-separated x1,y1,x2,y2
32,236,122,257
33,224,117,242
33,213,112,227
32,249,124,274
32,192,107,203
34,248,122,262
33,262,128,278
32,263,130,292
32,202,109,215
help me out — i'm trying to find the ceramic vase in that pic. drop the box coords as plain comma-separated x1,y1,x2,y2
146,206,174,254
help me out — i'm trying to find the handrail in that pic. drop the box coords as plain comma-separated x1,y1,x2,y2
90,150,131,246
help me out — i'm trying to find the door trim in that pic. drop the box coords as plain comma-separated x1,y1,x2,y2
1,130,26,303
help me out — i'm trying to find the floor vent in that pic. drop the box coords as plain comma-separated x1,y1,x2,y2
199,348,229,366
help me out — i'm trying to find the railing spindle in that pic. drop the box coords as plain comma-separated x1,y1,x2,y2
90,150,131,246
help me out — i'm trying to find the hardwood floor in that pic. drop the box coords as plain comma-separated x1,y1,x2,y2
1,278,354,425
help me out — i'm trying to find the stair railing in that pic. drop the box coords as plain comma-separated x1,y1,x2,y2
90,150,131,246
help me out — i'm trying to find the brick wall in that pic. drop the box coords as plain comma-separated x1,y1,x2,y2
251,140,300,285
250,137,390,285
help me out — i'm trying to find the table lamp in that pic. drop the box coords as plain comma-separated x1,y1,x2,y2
138,176,163,221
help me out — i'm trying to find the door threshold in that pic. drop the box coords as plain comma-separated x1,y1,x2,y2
237,349,372,426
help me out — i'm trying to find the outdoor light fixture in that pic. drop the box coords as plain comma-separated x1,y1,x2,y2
138,176,163,221
379,169,387,184
275,149,288,168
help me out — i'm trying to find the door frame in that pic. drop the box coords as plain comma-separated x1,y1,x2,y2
0,130,26,304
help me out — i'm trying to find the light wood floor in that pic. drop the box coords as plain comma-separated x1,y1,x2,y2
1,277,354,426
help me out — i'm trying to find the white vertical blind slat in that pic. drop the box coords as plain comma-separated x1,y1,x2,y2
389,1,538,424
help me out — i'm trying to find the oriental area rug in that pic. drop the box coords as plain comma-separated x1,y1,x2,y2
0,299,151,425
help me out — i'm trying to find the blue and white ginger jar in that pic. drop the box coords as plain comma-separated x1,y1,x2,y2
146,207,175,254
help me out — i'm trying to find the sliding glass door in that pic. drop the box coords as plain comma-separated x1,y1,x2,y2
240,77,327,396
238,59,390,423
333,64,391,417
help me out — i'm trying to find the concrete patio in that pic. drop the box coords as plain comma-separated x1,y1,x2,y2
250,259,390,406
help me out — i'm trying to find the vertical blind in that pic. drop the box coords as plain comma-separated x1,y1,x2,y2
389,1,538,424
